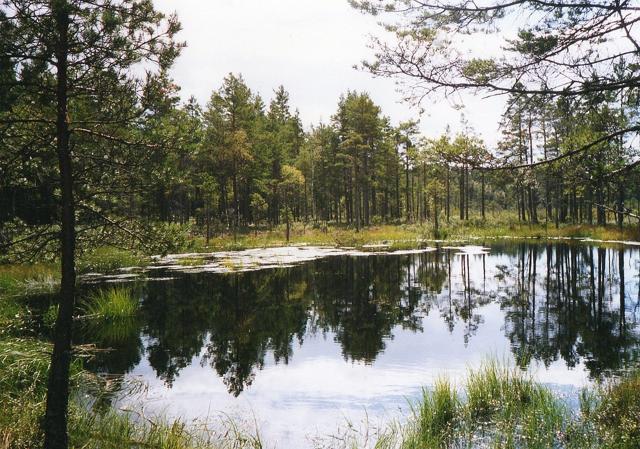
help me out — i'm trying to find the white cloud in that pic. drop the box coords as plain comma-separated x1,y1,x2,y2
154,0,504,146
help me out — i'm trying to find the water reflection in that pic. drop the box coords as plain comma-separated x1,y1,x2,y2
83,243,640,398
494,243,640,376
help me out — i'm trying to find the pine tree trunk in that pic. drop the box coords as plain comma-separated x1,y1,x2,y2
481,170,485,220
233,171,239,229
465,167,469,221
395,150,401,219
434,192,439,234
405,161,411,222
459,168,465,220
45,3,75,448
206,201,211,245
617,182,625,229
446,167,450,223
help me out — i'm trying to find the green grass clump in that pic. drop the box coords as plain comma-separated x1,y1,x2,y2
0,335,263,449
410,379,460,448
388,362,640,449
396,362,570,449
177,256,207,266
0,264,58,297
0,338,58,448
465,360,546,422
69,409,264,449
78,247,148,274
187,218,640,254
588,371,640,448
0,338,51,400
0,265,58,338
81,287,138,320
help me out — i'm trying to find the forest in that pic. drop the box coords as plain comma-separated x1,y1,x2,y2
3,71,640,252
1,0,640,449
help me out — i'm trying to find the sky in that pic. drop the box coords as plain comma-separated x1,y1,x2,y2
153,0,506,146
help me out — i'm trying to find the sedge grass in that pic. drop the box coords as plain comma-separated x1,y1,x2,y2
0,263,58,297
77,246,148,274
383,361,640,449
80,286,138,320
187,219,640,254
0,335,264,449
588,371,640,449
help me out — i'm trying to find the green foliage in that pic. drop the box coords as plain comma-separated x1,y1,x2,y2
513,30,559,56
462,58,499,83
43,304,59,331
0,338,80,449
147,222,195,255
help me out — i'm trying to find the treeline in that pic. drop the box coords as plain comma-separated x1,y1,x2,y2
2,73,640,247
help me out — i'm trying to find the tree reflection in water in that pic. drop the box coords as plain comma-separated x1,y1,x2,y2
84,243,640,396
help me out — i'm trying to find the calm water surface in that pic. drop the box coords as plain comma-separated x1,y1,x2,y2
83,241,640,448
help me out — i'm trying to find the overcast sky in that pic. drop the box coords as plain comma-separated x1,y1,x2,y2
154,0,505,146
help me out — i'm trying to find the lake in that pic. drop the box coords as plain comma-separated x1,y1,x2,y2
79,241,640,448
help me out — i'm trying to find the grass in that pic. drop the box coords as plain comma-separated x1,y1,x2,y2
0,264,59,339
68,408,264,449
77,246,148,274
0,263,58,297
0,337,71,449
0,247,146,297
412,379,460,448
587,371,640,448
80,286,138,320
0,337,264,449
375,361,640,449
177,256,208,266
187,217,640,254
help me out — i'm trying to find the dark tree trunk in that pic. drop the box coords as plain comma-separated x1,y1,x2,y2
465,167,469,220
596,185,606,226
481,170,485,220
205,199,211,245
586,188,593,225
363,152,370,226
405,160,411,222
434,192,439,234
232,170,239,229
446,166,450,223
354,163,361,231
617,182,625,229
459,168,465,220
45,2,75,448
395,149,401,219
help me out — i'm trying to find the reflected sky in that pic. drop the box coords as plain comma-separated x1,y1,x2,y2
82,242,640,448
